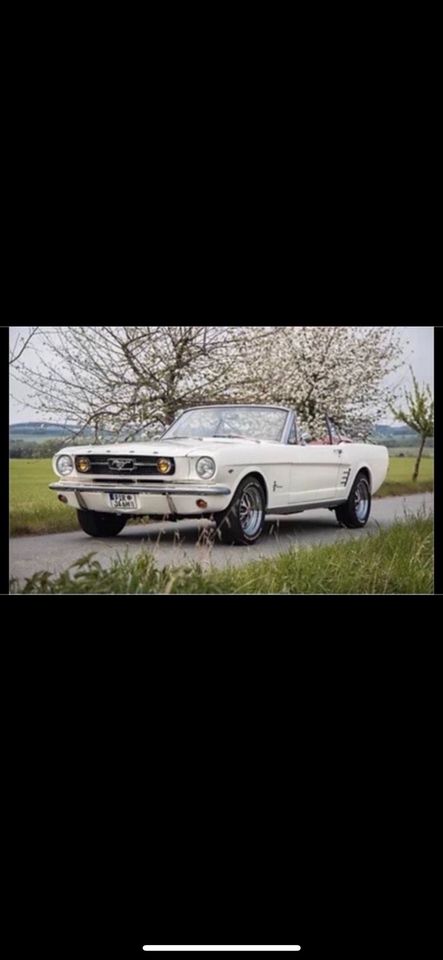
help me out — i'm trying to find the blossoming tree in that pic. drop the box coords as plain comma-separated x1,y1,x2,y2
12,325,404,441
225,326,405,439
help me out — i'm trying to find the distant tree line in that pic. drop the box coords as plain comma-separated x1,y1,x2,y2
10,439,73,459
383,437,434,449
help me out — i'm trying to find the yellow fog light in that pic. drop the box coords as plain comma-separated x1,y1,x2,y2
157,458,172,475
77,457,91,473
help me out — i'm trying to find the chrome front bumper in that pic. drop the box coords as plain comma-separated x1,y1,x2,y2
49,481,231,497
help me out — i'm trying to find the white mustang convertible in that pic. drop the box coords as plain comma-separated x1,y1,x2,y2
50,405,389,545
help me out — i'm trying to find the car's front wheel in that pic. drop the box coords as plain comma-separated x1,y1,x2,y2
77,510,128,538
215,477,266,545
335,473,371,529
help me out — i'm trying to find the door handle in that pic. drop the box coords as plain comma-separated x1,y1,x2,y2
334,449,343,456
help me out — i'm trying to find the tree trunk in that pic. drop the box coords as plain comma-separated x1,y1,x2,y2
413,435,426,482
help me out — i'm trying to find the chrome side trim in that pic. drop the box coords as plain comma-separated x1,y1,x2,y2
266,499,347,516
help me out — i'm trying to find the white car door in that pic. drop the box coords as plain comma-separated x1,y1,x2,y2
288,443,343,505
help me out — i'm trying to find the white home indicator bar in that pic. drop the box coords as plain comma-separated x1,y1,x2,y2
143,949,301,953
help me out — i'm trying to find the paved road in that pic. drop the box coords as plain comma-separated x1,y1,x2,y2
9,493,433,585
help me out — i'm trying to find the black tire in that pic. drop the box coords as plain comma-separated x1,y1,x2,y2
77,510,128,538
215,476,266,545
335,473,371,529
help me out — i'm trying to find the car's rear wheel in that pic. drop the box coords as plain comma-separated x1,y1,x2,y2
77,510,128,538
335,474,371,529
215,477,266,545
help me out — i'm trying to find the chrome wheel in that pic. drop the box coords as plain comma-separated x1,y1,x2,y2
239,484,264,538
354,481,370,522
216,476,266,545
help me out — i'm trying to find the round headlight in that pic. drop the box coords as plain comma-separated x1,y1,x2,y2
56,455,74,477
157,458,172,475
196,457,216,479
77,457,91,473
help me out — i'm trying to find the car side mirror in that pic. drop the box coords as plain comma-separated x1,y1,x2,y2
300,431,312,446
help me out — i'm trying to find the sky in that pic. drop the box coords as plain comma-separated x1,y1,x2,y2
8,325,435,424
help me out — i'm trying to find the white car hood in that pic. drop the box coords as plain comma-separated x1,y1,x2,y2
60,437,265,459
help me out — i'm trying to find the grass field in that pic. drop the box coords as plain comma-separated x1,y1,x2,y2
10,515,434,594
9,456,435,536
388,447,434,458
376,457,434,498
9,460,79,536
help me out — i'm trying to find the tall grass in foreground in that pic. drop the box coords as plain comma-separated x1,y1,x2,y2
10,516,434,595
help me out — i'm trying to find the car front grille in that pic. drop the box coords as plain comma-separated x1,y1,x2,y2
91,478,170,486
76,455,176,477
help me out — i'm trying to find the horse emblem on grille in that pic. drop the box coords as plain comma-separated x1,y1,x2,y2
108,458,136,472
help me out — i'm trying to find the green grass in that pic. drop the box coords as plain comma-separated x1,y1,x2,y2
376,457,434,498
9,515,434,595
388,447,433,458
10,455,434,537
9,459,79,536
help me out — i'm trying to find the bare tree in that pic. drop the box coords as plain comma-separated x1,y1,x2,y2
9,327,40,366
390,367,434,481
12,326,276,440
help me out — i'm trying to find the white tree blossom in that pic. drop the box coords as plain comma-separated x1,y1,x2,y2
235,326,405,438
12,325,405,441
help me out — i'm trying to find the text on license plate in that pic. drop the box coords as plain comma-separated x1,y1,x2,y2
108,493,138,510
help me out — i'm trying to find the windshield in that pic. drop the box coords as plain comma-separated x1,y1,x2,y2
162,406,288,443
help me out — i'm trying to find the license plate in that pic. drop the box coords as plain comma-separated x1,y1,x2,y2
108,493,138,510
